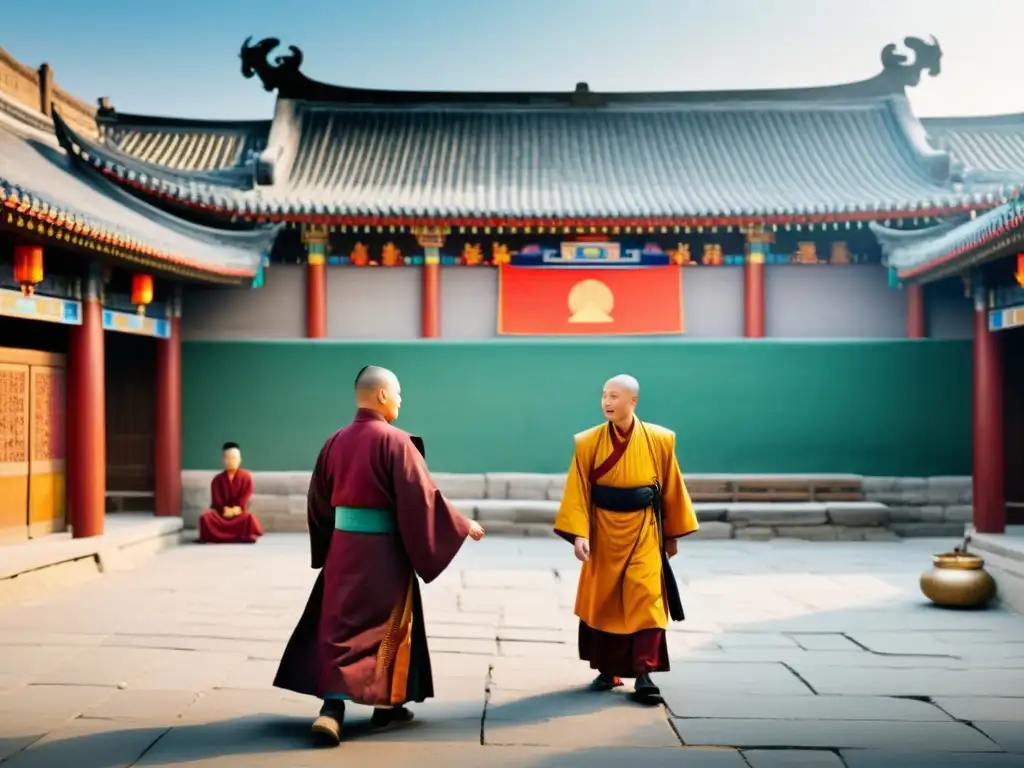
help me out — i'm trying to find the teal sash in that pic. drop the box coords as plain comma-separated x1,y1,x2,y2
334,506,396,534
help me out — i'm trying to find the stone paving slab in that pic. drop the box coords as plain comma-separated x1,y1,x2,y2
664,693,951,721
671,718,1000,751
931,696,1024,722
790,665,1024,697
975,722,1024,753
841,751,1024,768
742,750,846,767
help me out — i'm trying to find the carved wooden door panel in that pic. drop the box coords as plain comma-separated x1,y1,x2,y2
0,362,29,544
28,364,66,537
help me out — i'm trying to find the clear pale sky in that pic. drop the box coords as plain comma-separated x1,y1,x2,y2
2,0,1020,120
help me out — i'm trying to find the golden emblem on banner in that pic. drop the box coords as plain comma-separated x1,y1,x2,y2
568,279,614,323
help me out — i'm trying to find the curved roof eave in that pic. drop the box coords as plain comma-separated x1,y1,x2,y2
31,111,281,279
875,197,1024,282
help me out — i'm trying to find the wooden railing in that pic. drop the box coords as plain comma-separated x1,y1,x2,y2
0,46,98,138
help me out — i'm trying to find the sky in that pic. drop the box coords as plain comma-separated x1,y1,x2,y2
2,0,1021,120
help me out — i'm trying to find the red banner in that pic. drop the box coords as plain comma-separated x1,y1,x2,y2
497,265,684,336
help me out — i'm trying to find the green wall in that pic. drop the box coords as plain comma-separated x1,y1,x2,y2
182,339,971,476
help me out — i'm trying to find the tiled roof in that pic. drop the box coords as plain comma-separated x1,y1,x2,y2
0,119,275,282
871,197,1024,280
97,111,270,173
923,114,1024,176
55,96,1021,223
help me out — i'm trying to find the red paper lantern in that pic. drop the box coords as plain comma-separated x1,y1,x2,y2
131,273,153,314
13,245,43,296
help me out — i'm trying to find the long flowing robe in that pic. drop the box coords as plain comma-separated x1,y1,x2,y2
273,409,472,707
553,418,699,677
197,469,264,544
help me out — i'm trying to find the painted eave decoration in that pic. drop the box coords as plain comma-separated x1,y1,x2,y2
0,174,256,284
54,35,1023,228
873,194,1024,282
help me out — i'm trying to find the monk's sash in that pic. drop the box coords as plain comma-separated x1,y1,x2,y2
334,506,396,534
590,483,655,513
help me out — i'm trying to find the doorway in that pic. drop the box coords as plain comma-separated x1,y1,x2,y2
1004,327,1024,525
105,332,156,511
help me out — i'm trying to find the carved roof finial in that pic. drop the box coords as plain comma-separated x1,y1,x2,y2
880,36,942,88
240,37,306,94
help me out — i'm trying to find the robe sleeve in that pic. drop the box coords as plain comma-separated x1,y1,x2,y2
391,434,472,584
209,474,226,513
660,431,699,539
553,438,592,544
236,471,254,510
307,439,335,570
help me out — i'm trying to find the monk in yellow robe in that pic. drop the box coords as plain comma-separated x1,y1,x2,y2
554,374,699,704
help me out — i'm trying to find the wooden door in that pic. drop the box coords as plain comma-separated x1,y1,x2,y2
1004,328,1024,525
0,361,29,544
105,333,155,508
28,365,66,537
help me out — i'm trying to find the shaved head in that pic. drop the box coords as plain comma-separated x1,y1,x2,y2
605,374,639,396
602,374,639,429
355,365,397,393
355,365,403,422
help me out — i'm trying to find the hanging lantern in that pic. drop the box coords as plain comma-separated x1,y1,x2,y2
131,273,154,314
13,245,44,296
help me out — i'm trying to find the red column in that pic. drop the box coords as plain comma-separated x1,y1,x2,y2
973,295,1005,534
306,255,327,338
68,278,105,538
906,283,926,339
154,309,181,518
421,260,440,338
743,260,766,338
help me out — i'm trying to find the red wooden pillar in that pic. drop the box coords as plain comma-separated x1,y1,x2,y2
154,292,181,517
306,257,327,338
744,230,768,338
973,284,1005,534
415,227,448,338
421,261,441,338
302,225,328,338
68,273,105,538
906,283,926,339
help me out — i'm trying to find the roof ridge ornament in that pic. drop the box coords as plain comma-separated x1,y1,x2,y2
880,36,942,88
240,37,310,96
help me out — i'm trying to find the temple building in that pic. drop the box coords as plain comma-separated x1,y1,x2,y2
0,36,1022,546
0,48,275,544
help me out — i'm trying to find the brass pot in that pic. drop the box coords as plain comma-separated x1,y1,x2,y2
920,552,996,608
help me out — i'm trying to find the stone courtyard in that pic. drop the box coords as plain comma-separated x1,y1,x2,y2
1,534,1024,767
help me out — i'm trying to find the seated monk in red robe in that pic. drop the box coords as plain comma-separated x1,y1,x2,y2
273,365,485,747
197,442,264,544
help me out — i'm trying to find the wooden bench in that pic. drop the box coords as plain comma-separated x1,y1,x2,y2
688,476,865,504
687,478,735,502
105,490,155,513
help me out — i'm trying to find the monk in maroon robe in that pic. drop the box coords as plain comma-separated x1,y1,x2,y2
273,365,485,746
197,442,264,544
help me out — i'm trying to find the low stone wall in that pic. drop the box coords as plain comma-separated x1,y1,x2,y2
181,471,973,541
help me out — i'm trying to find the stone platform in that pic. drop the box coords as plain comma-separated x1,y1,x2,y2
970,527,1024,615
182,471,973,542
0,515,184,605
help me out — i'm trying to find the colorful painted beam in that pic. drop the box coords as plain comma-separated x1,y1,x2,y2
989,304,1024,332
0,288,81,325
101,308,171,339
